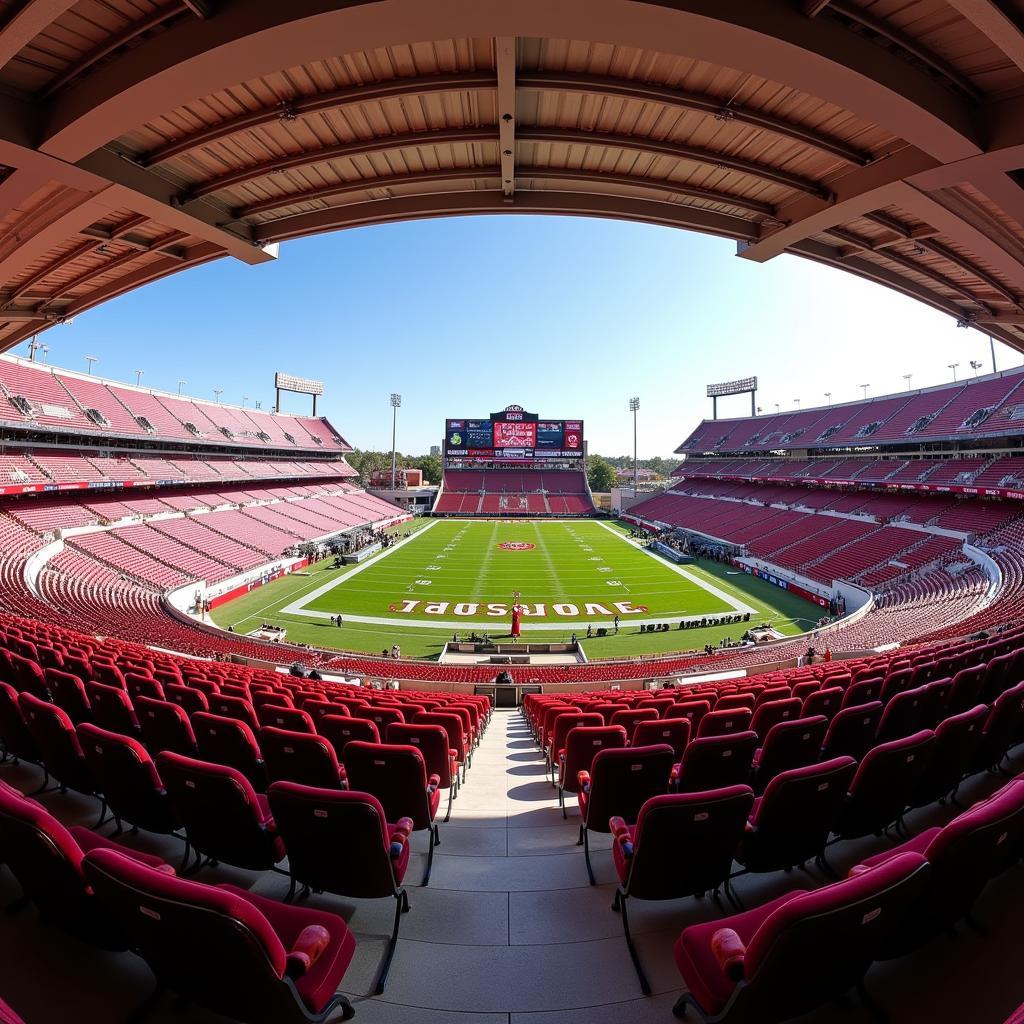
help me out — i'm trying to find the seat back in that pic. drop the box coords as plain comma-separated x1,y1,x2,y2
875,685,927,743
675,731,757,793
86,681,137,735
255,705,315,734
125,673,164,702
736,853,930,1022
911,704,987,807
78,722,178,834
341,741,433,828
582,744,675,830
666,700,711,734
841,678,882,709
740,757,856,872
755,715,828,784
136,696,197,756
948,664,986,715
258,727,343,789
879,668,913,705
164,683,209,715
414,711,467,760
631,717,690,759
157,752,281,871
81,847,344,1024
18,692,95,794
975,680,1024,771
206,694,259,731
0,680,39,762
696,708,752,739
750,698,802,743
550,712,603,762
624,787,754,900
317,715,380,759
801,686,843,720
559,725,628,793
386,722,455,788
192,711,266,791
838,730,935,838
268,783,398,897
712,693,755,713
46,668,91,724
820,701,882,761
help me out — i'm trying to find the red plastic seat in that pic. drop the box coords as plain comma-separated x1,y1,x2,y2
973,680,1024,773
672,852,930,1022
256,705,316,734
82,847,356,1023
135,695,198,757
192,710,267,792
259,726,346,789
749,698,802,744
46,668,92,725
268,783,412,993
631,717,690,759
556,725,628,819
0,681,39,765
820,701,883,762
752,715,827,790
671,732,757,794
18,692,99,802
911,704,987,808
317,715,380,760
386,721,459,822
697,708,753,739
157,751,285,872
86,681,138,735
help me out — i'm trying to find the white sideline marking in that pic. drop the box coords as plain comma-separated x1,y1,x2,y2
279,520,440,616
592,519,757,615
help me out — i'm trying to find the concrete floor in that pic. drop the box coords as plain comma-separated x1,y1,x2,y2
0,710,1022,1024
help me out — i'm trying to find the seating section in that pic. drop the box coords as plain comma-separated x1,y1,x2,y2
435,469,593,516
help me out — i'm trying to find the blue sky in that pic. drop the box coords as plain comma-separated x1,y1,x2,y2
28,215,1023,459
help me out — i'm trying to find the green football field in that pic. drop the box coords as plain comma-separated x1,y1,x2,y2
210,519,824,659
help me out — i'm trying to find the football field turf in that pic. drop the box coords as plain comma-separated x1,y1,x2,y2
211,519,824,659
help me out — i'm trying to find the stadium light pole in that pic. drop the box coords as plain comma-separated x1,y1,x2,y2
390,393,402,489
774,403,780,414
824,392,831,406
629,397,640,491
242,396,248,408
903,374,912,390
85,355,97,375
990,335,998,374
213,388,223,403
949,363,959,382
793,398,800,410
970,360,982,378
134,369,143,386
860,384,869,400
40,345,49,364
177,379,186,395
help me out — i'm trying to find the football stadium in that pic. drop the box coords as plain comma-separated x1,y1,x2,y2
0,5,1023,1024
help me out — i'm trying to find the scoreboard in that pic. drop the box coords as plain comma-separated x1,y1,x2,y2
445,406,584,460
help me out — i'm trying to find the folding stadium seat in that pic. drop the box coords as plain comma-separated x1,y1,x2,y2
364,706,406,734
341,741,442,885
751,715,828,790
631,717,690,759
306,702,350,728
318,714,379,760
853,779,1024,958
0,682,39,765
697,708,753,739
791,680,821,703
749,698,802,744
841,677,882,709
0,783,170,949
712,693,755,714
672,852,930,1023
556,725,628,819
135,696,198,757
125,672,163,702
208,693,260,731
81,847,357,1023
735,757,856,881
947,664,987,715
910,705,987,808
386,721,459,822
980,650,1023,705
833,730,935,843
753,687,791,710
192,710,267,791
259,727,346,789
415,710,470,780
585,701,620,726
671,732,758,794
879,668,913,705
577,744,675,885
257,705,316,733
86,681,138,735
268,784,412,992
536,702,575,745
46,668,92,724
801,685,843,720
90,660,126,691
157,752,285,872
972,680,1024,773
9,653,49,700
636,697,676,718
668,699,712,735
875,685,927,743
78,723,180,836
917,677,953,729
18,692,100,804
609,787,755,994
165,682,209,715
820,701,883,762
546,711,603,782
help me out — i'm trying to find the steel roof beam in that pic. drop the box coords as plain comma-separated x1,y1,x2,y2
496,37,517,199
0,1,78,71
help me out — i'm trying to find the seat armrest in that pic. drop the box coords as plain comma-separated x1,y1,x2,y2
285,924,332,978
577,769,591,794
670,762,681,781
711,928,746,981
426,773,441,794
391,817,414,844
608,816,629,838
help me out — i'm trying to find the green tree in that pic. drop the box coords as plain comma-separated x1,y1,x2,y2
408,453,442,484
587,456,617,493
350,449,394,485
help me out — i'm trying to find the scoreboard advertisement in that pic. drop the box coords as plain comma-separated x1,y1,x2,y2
446,406,584,460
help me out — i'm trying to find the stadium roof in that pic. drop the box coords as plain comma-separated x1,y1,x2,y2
5,2,1024,350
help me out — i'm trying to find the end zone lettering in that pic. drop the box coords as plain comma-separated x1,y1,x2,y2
393,599,646,619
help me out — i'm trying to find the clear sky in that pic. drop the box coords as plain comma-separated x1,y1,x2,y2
26,215,1023,459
